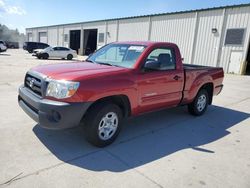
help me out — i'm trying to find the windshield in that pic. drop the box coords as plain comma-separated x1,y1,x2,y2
87,43,146,68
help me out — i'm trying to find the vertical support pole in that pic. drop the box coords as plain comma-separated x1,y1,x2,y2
148,16,152,41
46,27,48,44
62,26,64,47
105,21,108,44
216,8,227,67
80,24,84,55
57,26,59,46
116,20,119,42
189,12,199,65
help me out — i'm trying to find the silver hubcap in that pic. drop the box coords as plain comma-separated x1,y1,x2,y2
197,94,207,112
98,112,118,140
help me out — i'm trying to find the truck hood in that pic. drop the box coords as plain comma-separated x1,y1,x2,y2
31,61,129,80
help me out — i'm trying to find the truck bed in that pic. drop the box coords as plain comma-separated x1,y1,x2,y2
183,64,214,70
182,63,224,104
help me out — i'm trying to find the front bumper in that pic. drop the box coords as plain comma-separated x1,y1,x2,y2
0,48,7,52
18,85,92,130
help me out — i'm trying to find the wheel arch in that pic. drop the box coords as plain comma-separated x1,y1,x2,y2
83,95,132,119
199,82,214,105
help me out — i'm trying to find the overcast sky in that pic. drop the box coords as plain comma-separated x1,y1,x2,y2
0,0,250,34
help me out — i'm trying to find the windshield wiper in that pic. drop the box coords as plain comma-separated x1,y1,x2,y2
97,62,113,66
85,59,95,63
87,61,122,67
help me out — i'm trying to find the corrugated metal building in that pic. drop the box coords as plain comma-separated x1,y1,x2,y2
26,4,250,75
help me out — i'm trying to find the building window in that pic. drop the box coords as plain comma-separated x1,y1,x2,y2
224,28,245,45
98,33,105,43
64,34,68,42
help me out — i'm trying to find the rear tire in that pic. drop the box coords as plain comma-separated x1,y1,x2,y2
83,102,123,147
67,54,73,60
188,89,209,116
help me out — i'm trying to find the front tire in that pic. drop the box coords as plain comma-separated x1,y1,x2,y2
42,53,49,59
188,89,209,116
83,103,123,147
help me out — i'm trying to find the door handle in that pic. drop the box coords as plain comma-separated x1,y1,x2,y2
173,75,181,80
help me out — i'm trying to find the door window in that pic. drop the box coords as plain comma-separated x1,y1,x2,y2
58,47,70,51
144,48,176,70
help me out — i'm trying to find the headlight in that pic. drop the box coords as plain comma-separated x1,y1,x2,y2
46,79,80,99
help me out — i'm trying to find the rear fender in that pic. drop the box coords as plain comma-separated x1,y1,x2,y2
186,73,213,103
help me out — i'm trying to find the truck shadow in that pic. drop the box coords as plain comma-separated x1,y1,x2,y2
33,105,249,172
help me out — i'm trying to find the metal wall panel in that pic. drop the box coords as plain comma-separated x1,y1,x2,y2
26,29,33,41
37,28,47,43
118,17,149,41
193,9,224,67
32,29,38,42
58,26,64,46
47,27,57,46
107,20,118,43
219,7,250,72
26,5,250,73
39,32,47,43
150,12,196,64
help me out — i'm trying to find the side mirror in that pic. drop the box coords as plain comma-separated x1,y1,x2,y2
144,61,160,70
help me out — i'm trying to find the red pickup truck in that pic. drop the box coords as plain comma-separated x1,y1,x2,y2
18,41,224,147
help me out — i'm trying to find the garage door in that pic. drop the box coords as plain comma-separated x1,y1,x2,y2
39,32,47,43
28,33,33,42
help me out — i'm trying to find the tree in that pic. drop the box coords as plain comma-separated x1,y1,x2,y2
0,24,26,47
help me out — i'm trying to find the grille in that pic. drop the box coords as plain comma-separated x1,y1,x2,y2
24,73,42,96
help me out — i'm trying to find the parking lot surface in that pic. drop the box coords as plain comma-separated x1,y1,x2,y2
0,49,250,188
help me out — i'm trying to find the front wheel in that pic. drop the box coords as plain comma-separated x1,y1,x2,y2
83,103,123,147
42,53,49,59
188,89,209,116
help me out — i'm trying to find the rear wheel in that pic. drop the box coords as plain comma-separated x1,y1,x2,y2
83,103,123,147
67,54,73,60
188,89,209,116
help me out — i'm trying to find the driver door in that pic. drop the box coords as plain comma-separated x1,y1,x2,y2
50,47,59,57
137,47,184,114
